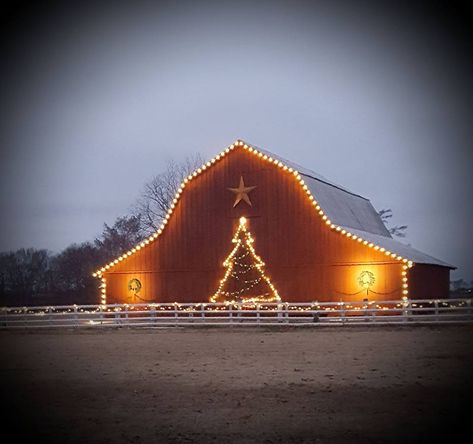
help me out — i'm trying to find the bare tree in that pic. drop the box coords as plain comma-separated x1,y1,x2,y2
378,208,408,238
94,215,144,261
0,248,53,305
133,154,204,236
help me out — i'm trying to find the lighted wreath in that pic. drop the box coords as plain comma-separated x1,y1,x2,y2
358,270,375,289
128,278,142,295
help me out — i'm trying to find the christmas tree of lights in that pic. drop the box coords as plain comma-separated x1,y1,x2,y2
210,217,281,304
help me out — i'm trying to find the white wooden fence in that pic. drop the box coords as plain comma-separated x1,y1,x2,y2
1,299,472,329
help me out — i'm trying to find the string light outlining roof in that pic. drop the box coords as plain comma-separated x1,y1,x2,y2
93,139,452,280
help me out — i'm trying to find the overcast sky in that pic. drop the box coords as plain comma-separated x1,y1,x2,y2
1,0,472,280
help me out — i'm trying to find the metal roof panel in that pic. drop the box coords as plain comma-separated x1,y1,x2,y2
255,145,391,237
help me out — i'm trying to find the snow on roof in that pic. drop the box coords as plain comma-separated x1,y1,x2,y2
256,146,391,237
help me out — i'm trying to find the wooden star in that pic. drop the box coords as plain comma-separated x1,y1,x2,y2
228,176,257,208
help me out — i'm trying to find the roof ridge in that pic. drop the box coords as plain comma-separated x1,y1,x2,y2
300,172,370,201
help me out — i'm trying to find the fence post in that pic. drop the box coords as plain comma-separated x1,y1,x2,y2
434,300,439,322
229,303,233,325
174,302,178,326
201,304,205,322
340,302,346,324
370,301,376,322
312,302,320,324
285,302,289,323
256,303,260,326
402,298,410,323
99,304,104,325
151,305,157,325
73,304,78,328
237,303,242,322
124,304,129,327
114,306,121,326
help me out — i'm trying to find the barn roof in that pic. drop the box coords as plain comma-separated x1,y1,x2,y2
257,145,453,268
94,140,453,283
257,147,391,237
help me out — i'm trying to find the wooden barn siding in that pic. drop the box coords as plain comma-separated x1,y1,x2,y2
104,148,408,303
408,264,450,300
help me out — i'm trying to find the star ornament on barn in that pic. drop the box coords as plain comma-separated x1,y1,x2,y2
228,176,257,207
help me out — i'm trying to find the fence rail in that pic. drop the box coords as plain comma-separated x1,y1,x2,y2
1,298,472,329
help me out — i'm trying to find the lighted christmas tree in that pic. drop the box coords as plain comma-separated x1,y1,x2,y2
211,217,281,304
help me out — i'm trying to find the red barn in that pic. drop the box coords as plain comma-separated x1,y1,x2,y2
94,140,454,304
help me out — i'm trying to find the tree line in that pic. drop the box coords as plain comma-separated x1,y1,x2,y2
0,153,409,306
0,155,202,307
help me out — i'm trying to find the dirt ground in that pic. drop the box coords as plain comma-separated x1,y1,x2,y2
1,326,472,443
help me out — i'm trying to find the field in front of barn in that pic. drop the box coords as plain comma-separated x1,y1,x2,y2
1,326,472,443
